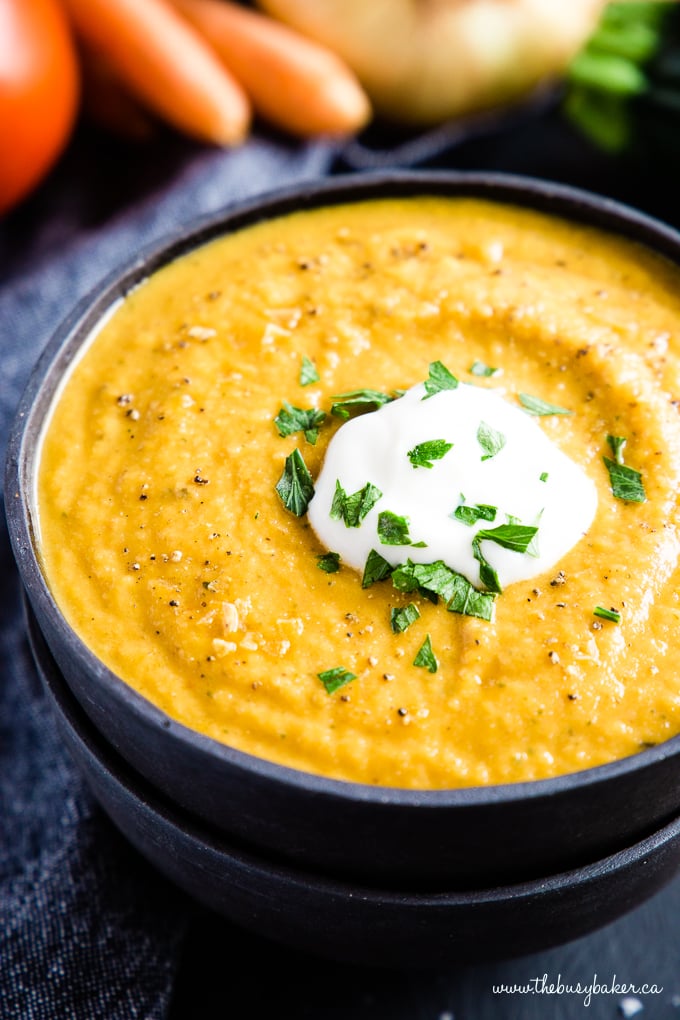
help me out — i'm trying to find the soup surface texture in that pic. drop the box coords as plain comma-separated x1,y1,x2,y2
38,197,680,787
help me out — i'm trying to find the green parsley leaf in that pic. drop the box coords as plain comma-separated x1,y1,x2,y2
330,480,383,527
475,523,539,554
275,449,315,516
391,558,496,621
471,523,539,594
606,435,627,465
407,439,454,469
317,552,340,573
300,355,320,387
519,393,573,416
477,421,506,461
390,603,421,633
603,456,646,503
471,538,502,594
540,471,549,482
378,511,415,546
317,666,356,694
330,389,394,420
362,549,393,588
446,575,496,621
413,635,438,673
469,360,500,377
423,360,459,399
452,503,497,526
594,605,622,623
392,559,451,599
274,402,326,444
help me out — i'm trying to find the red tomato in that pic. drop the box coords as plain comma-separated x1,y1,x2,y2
0,0,80,216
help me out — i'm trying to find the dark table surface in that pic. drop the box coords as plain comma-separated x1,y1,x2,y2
2,99,680,1020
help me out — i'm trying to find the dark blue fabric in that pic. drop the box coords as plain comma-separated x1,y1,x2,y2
0,134,334,1020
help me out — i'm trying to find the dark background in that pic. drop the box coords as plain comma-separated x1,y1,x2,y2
2,95,680,1020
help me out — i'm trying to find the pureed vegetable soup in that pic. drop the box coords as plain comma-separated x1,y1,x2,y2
37,197,680,788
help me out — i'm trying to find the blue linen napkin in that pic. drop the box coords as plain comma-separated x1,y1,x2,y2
0,132,335,1020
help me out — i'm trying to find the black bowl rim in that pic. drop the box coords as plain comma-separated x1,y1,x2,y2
31,596,680,904
6,168,680,811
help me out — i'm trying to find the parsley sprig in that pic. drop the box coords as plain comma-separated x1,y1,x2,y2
318,667,356,694
390,603,421,634
317,552,341,573
330,480,383,527
519,393,573,416
330,389,394,420
477,421,506,461
274,402,326,444
377,511,426,547
407,439,453,469
472,523,540,594
413,635,438,673
423,360,459,399
603,434,646,502
392,558,496,621
362,549,393,588
452,501,497,526
275,449,315,516
300,356,320,387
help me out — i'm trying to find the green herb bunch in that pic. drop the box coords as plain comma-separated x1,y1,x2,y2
565,1,680,157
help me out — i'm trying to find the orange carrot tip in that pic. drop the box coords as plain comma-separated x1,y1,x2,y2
62,0,251,146
171,0,372,137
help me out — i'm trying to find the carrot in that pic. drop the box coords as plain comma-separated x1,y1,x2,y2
61,0,251,145
170,0,371,136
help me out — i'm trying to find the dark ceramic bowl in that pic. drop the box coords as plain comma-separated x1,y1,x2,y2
26,603,680,967
6,172,680,892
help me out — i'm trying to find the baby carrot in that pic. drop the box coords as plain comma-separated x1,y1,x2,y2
171,0,371,136
61,0,251,145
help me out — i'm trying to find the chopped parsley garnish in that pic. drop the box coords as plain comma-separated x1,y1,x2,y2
392,559,496,621
540,471,549,482
316,552,340,573
469,360,500,377
472,523,540,594
274,402,326,444
299,355,320,387
519,393,573,416
407,439,453,469
452,502,497,526
606,434,627,465
602,433,645,502
471,539,502,594
446,575,496,621
317,666,356,694
413,634,438,673
362,549,393,588
475,523,540,555
390,603,420,634
330,480,383,527
423,360,459,399
594,605,622,623
275,449,315,516
377,511,425,547
477,421,506,461
330,389,394,420
603,457,646,503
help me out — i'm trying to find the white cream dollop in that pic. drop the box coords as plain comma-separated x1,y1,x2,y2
308,382,597,590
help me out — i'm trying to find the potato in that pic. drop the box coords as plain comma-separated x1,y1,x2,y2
257,0,606,124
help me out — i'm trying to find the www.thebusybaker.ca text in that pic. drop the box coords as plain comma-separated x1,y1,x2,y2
492,973,663,1008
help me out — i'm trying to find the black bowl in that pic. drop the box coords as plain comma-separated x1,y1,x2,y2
6,171,680,890
27,602,680,967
